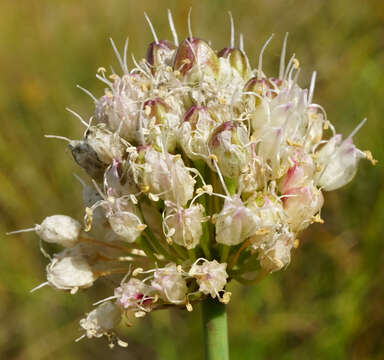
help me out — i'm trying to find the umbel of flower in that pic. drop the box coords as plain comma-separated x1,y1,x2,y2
9,11,376,348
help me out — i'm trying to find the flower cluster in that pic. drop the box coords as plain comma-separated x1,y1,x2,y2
9,11,375,347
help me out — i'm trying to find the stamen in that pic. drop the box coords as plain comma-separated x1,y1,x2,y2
228,11,235,48
308,71,317,104
257,34,274,80
76,85,97,102
187,7,193,40
144,12,159,44
6,227,36,235
239,33,244,52
44,134,71,143
123,37,129,74
66,107,90,128
347,118,367,140
167,9,179,46
279,32,289,79
30,281,49,293
110,38,127,74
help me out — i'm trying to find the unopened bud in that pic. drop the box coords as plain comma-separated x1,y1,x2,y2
218,47,250,78
36,215,81,247
173,37,219,80
146,40,176,70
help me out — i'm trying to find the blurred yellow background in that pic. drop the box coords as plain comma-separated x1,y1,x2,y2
0,0,383,359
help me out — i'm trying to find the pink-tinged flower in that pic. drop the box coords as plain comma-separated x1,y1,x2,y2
279,150,315,194
164,203,205,249
114,278,153,310
189,260,228,299
316,133,367,191
282,183,324,232
151,263,188,304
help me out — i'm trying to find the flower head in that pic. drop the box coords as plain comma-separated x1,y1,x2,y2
10,11,375,347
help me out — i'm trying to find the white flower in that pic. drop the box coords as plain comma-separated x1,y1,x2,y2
46,244,96,292
259,231,294,273
142,98,179,152
94,73,150,142
189,259,228,298
35,215,81,247
137,146,195,206
85,124,125,164
80,301,121,339
208,121,249,179
165,203,204,249
316,134,366,191
108,211,144,243
282,183,324,232
178,106,219,161
151,263,188,304
215,196,259,246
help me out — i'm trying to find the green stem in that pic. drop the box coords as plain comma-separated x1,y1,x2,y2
201,298,229,360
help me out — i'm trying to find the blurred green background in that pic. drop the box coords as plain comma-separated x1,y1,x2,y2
0,0,383,359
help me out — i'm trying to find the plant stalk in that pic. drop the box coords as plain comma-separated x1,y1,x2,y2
201,298,229,360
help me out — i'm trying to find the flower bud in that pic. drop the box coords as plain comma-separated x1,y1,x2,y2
173,37,219,81
80,301,121,339
282,183,324,232
151,263,188,304
218,47,250,79
165,204,204,249
189,260,228,298
244,77,277,106
215,196,260,246
146,40,176,70
36,215,81,247
208,121,250,178
315,135,366,191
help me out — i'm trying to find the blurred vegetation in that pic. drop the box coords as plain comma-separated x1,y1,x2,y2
0,0,383,359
